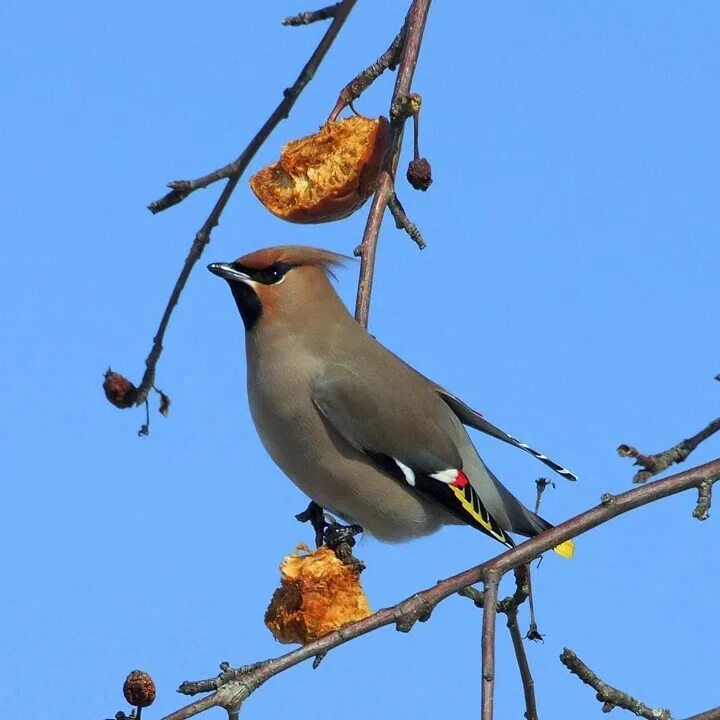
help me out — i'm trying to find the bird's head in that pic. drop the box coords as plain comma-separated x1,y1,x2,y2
208,245,349,331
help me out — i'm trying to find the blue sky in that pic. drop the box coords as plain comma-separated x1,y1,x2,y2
2,2,718,718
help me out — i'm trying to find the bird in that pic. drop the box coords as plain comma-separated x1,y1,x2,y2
208,246,575,557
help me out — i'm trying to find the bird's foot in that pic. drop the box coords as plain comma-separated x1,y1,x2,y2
295,502,365,571
323,519,365,572
295,501,326,549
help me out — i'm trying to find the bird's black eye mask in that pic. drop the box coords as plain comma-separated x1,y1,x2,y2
231,261,297,285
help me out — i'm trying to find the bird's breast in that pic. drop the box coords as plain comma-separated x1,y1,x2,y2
243,343,451,542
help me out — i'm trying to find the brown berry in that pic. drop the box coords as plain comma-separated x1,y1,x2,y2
103,369,138,409
250,116,389,223
407,158,432,191
123,670,156,708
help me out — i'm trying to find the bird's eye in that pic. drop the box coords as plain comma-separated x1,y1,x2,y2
262,268,282,283
256,264,291,284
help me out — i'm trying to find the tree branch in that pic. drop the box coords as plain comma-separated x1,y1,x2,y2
505,607,538,720
562,646,720,720
460,566,538,720
153,457,720,720
618,413,720,484
283,3,342,26
684,709,720,720
327,27,406,122
353,0,432,327
387,193,426,249
481,573,500,720
126,0,357,414
560,648,671,720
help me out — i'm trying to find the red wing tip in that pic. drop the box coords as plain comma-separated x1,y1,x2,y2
450,470,470,488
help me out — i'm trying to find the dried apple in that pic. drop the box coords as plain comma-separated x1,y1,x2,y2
250,116,389,223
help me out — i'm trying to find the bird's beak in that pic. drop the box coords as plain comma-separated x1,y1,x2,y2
207,262,251,284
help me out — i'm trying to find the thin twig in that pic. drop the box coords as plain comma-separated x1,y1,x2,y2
147,4,355,213
129,0,357,410
481,574,500,720
499,567,537,720
533,478,554,514
526,481,551,640
524,569,543,642
283,3,341,26
505,609,538,720
560,648,671,720
354,0,432,327
618,416,720,484
457,584,484,607
328,27,406,121
465,567,537,720
388,194,426,249
154,457,720,720
693,480,712,520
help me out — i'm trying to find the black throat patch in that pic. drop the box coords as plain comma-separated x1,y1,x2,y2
230,282,262,331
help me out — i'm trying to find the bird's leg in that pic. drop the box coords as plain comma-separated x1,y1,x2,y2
295,501,327,549
295,501,366,570
323,518,366,572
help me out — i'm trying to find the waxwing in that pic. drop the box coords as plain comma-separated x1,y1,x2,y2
208,246,575,556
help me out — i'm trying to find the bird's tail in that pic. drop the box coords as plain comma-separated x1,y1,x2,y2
437,389,578,481
482,463,575,559
520,510,575,559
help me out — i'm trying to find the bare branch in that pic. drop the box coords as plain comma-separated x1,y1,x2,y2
154,458,720,720
147,1,356,214
462,566,537,720
560,648,672,720
693,480,712,520
283,3,341,26
618,416,720,484
481,574,500,720
354,0,432,327
328,27,406,121
505,609,538,720
388,194,426,249
128,0,357,412
533,477,554,513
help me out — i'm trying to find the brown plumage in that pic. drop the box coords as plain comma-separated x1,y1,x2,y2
235,246,348,273
208,246,576,554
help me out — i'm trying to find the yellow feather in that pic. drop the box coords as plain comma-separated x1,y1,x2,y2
449,485,508,544
553,539,575,559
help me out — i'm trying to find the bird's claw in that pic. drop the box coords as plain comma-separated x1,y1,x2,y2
295,501,326,548
295,502,365,569
323,520,364,549
323,520,365,571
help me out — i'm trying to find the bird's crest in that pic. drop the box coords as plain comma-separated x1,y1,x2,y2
234,246,350,278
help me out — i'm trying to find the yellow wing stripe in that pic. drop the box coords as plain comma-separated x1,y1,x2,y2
451,484,576,558
449,484,510,545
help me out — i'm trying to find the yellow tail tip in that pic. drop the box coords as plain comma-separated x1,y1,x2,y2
553,539,575,559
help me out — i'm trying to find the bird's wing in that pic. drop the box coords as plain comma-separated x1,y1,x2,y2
312,367,513,546
436,387,578,482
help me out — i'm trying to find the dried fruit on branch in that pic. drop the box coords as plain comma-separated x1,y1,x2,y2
407,157,432,191
250,116,390,223
103,369,138,409
265,545,371,644
123,670,156,708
